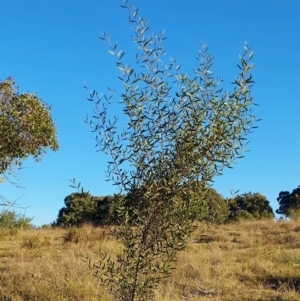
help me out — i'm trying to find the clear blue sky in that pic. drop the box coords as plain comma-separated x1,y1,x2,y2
1,0,299,226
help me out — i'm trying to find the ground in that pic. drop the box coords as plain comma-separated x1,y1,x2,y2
1,220,300,301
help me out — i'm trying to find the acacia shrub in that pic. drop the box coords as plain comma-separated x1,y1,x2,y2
83,1,258,299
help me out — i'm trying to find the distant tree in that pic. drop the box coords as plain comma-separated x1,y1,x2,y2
55,192,96,227
176,182,228,223
276,185,300,219
55,192,120,227
94,194,123,225
123,183,228,224
201,188,229,224
57,186,227,227
227,192,274,221
0,77,58,205
0,209,33,229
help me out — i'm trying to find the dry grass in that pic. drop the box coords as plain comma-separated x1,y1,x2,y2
1,221,300,301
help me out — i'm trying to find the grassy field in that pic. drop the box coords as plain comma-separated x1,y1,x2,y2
1,220,300,301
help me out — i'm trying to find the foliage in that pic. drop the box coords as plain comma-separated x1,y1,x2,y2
0,209,33,229
55,192,96,227
194,186,229,224
94,195,122,225
56,187,227,227
123,184,228,225
0,77,58,204
287,209,300,221
276,185,300,219
227,192,274,222
85,1,257,300
55,192,120,227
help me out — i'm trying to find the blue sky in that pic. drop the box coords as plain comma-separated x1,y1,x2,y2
1,0,299,226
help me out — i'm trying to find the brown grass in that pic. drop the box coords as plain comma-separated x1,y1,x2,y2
1,221,300,301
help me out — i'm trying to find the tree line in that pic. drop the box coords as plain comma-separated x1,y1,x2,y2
0,184,298,230
53,185,300,227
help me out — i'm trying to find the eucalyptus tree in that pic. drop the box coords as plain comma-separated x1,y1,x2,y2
276,185,300,219
227,192,274,221
84,1,258,300
0,77,58,205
